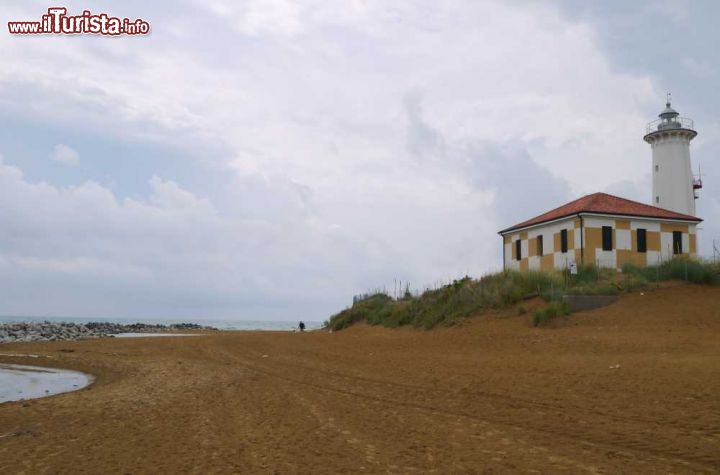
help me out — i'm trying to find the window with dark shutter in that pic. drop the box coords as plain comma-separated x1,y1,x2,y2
560,229,568,253
537,235,543,257
516,239,522,261
637,228,647,253
673,231,683,254
602,226,613,251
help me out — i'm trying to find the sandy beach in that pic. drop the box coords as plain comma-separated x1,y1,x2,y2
1,284,719,474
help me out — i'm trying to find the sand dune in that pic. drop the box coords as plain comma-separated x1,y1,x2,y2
1,284,719,473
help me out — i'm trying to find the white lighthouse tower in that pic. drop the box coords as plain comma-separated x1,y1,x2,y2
643,96,701,216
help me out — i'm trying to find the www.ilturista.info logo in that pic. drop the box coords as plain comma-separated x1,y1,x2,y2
8,7,150,36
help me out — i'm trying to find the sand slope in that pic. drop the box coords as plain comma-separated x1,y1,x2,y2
1,284,719,473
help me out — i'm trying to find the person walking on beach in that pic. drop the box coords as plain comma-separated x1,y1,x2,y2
298,321,306,332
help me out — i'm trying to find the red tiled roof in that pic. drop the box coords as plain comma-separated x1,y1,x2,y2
499,192,701,234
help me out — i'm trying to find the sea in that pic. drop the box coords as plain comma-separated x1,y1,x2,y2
0,316,323,331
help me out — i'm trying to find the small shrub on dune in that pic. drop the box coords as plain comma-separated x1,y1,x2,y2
382,300,413,328
533,301,570,327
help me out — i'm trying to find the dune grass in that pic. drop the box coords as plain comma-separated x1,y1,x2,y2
622,257,720,285
326,257,720,331
327,271,563,331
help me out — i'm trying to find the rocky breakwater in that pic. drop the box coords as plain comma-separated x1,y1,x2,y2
85,322,216,334
0,322,104,343
1,322,217,344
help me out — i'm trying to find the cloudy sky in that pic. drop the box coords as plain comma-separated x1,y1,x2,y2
1,0,718,321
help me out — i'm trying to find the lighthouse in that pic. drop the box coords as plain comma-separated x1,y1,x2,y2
643,97,701,216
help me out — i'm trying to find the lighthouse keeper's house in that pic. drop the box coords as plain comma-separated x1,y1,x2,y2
498,192,701,271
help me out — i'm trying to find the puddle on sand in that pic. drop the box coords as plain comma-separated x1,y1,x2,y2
0,364,93,404
113,333,201,338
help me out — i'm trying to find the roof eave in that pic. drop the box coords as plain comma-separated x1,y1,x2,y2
498,213,578,235
498,211,702,235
